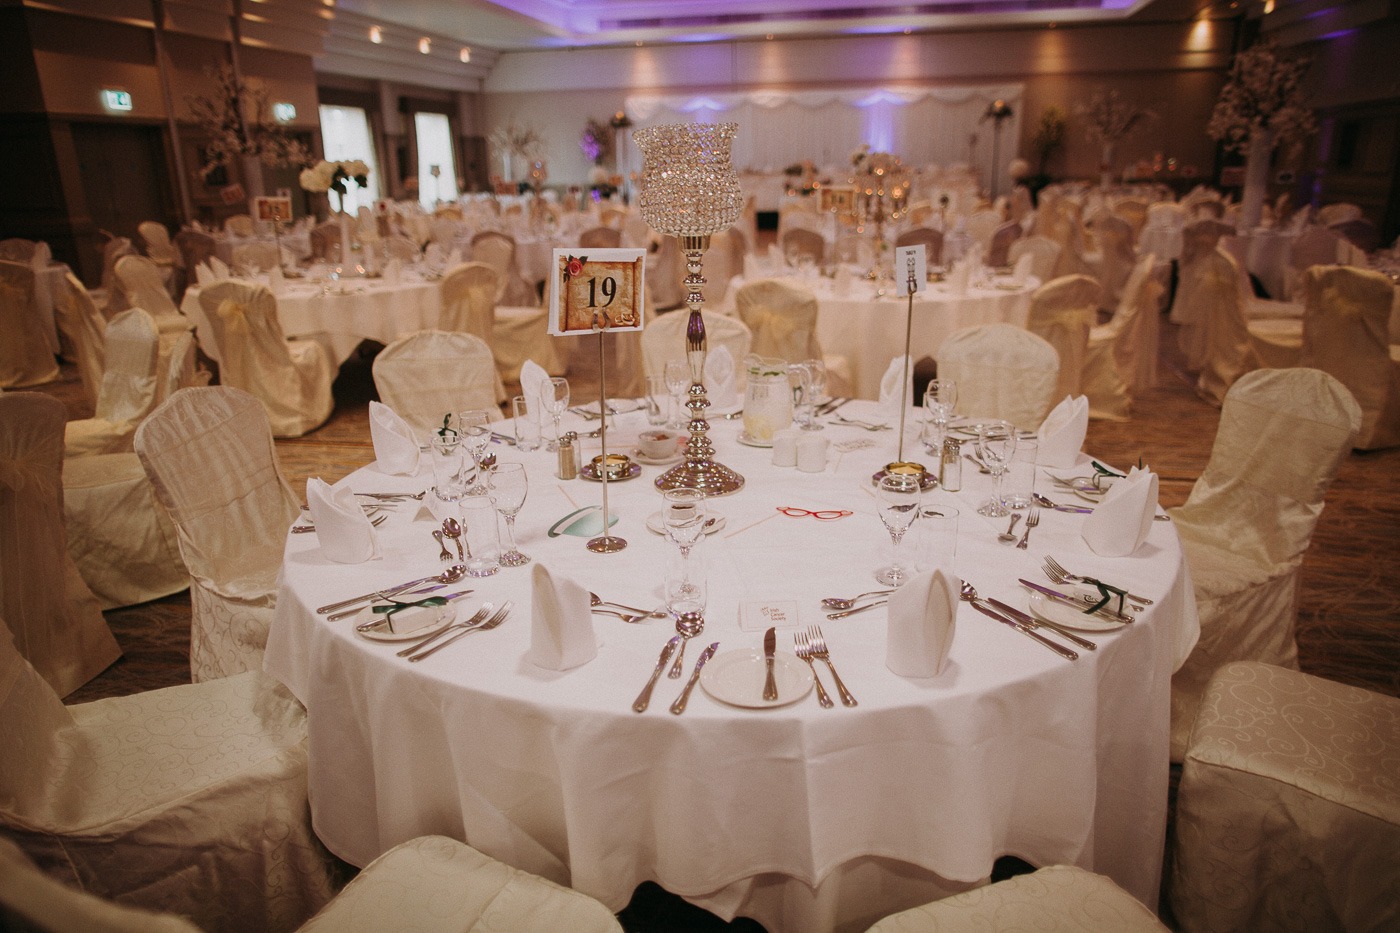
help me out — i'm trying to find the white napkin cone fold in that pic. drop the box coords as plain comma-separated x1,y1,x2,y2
195,262,215,286
526,563,598,671
369,401,420,474
705,345,739,410
520,359,550,406
1037,395,1090,468
1011,252,1035,285
878,355,915,422
209,256,230,280
1082,466,1159,557
886,569,958,678
306,478,378,563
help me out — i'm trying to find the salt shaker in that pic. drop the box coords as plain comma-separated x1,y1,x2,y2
940,438,962,492
557,431,579,480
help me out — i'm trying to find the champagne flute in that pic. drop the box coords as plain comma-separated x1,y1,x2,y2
457,409,491,494
540,377,569,451
875,473,922,586
486,462,530,566
663,360,689,430
976,420,1018,517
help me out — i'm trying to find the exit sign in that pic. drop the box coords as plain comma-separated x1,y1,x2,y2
272,102,297,123
101,89,133,112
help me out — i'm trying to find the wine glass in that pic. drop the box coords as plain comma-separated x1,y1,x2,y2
800,359,826,430
486,462,530,566
976,420,1018,517
661,487,708,612
663,360,690,429
923,379,957,452
540,377,569,451
457,409,491,494
875,473,922,586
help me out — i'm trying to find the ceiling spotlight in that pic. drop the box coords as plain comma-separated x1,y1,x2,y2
766,33,774,40
418,37,431,54
903,28,912,35
369,25,382,44
634,40,643,46
1263,0,1275,10
460,47,471,62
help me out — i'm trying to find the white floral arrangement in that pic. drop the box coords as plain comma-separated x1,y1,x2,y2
850,143,871,169
187,64,310,179
1077,87,1154,145
1207,40,1315,154
299,160,370,195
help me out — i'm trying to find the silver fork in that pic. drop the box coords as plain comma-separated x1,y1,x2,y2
1043,556,1153,606
395,602,493,657
1015,507,1039,550
405,602,511,662
806,626,857,707
793,632,834,709
834,415,890,431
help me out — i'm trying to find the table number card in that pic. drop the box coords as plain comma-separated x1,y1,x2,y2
254,196,293,224
548,248,646,335
894,245,927,296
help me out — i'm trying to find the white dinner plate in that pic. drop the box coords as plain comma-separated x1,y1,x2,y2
1027,592,1126,633
632,447,684,467
736,432,775,449
700,649,813,709
644,512,726,536
355,605,454,642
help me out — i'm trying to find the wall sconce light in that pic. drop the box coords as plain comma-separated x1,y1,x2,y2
418,37,431,54
369,25,382,43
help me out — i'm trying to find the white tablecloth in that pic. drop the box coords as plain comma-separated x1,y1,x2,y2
266,401,1198,932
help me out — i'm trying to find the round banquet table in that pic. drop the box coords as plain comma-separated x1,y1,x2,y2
265,401,1198,933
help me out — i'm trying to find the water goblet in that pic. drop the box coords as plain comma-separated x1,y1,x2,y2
663,360,689,429
874,473,922,586
486,462,530,566
662,487,708,609
540,377,570,451
800,359,826,431
975,420,1018,518
457,409,492,494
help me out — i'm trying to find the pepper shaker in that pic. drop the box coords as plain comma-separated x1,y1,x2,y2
940,438,962,492
557,431,579,480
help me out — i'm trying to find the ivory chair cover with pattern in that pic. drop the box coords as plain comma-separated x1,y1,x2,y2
1111,198,1149,244
866,865,1168,933
64,308,158,458
936,323,1060,430
579,226,622,249
471,231,535,307
113,254,189,339
1175,249,1260,405
1297,264,1400,450
734,278,825,364
1166,368,1361,760
1082,255,1162,419
197,280,334,437
642,311,753,383
0,260,59,388
54,273,107,405
0,393,121,697
1026,274,1103,403
137,221,175,267
0,621,339,932
780,227,826,266
372,331,503,443
232,240,281,273
1172,662,1400,933
96,236,135,317
1007,234,1060,284
894,227,944,267
440,263,508,403
987,221,1022,267
224,214,255,236
134,386,300,681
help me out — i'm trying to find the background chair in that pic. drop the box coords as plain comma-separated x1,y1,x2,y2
987,220,1023,267
134,386,301,681
0,260,59,388
1175,248,1260,406
64,307,159,458
780,227,825,266
1007,234,1060,284
1082,255,1162,419
137,220,176,270
1313,201,1362,226
223,214,255,236
1026,274,1103,403
0,621,339,932
113,254,189,336
384,234,419,263
231,240,281,273
52,273,108,405
440,262,508,402
935,323,1060,430
471,230,535,306
309,221,341,262
95,235,136,317
732,279,850,393
1086,214,1136,309
197,280,334,437
174,228,217,285
372,331,502,443
1172,662,1400,933
649,235,687,311
894,227,944,267
642,310,752,382
579,226,622,249
0,237,38,262
703,227,742,305
1328,216,1381,253
1167,368,1361,760
963,208,1003,254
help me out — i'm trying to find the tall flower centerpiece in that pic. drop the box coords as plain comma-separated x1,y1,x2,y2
1208,40,1315,230
300,160,370,267
635,122,746,496
187,64,310,197
1077,87,1154,188
488,122,543,186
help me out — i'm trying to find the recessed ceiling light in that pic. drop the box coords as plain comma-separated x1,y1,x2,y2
903,28,912,35
418,37,431,54
766,33,774,40
634,40,643,46
460,47,471,62
369,25,382,44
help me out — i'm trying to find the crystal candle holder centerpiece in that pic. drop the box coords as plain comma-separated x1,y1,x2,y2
635,122,746,496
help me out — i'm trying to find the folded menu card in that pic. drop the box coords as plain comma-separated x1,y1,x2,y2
1037,395,1089,468
306,478,378,564
369,401,419,475
886,568,958,678
1082,466,1159,557
526,563,597,671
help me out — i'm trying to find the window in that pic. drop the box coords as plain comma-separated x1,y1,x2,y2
415,112,459,209
318,105,381,212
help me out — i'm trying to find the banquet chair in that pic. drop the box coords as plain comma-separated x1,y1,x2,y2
1314,201,1362,226
0,620,340,932
734,278,821,362
64,307,158,458
1026,274,1103,403
780,227,826,266
987,221,1023,267
894,227,944,267
1172,662,1400,933
196,280,335,437
429,216,459,245
223,213,255,236
964,208,1003,253
599,206,627,228
650,235,687,310
309,221,341,262
440,262,508,402
471,230,535,306
173,228,215,297
1111,197,1149,243
114,254,190,336
703,227,742,305
1283,226,1344,300
866,865,1168,932
1218,236,1303,322
1329,216,1380,253
1082,255,1163,419
1166,368,1361,761
1087,214,1136,309
642,310,752,382
231,240,280,273
96,235,136,317
373,331,503,443
53,273,108,404
0,392,121,696
0,237,37,262
580,226,622,249
134,386,300,680
1007,185,1034,225
385,234,419,263
137,220,176,269
1174,248,1260,404
935,323,1060,430
159,328,209,402
0,260,60,388
1145,200,1187,232
1297,264,1400,450
621,212,653,250
833,233,875,267
1007,234,1060,284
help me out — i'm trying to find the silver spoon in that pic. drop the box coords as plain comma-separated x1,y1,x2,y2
998,513,1023,542
442,518,466,561
431,529,452,561
668,611,704,678
821,588,895,611
590,593,667,618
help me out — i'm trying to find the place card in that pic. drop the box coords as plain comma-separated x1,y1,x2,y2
894,245,926,296
740,599,800,633
548,248,646,335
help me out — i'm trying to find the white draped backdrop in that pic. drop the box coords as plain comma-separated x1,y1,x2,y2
624,83,1024,192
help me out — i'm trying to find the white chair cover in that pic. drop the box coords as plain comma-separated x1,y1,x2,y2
894,227,945,267
1083,255,1162,419
642,310,753,383
440,261,500,347
159,328,208,404
579,226,622,249
224,213,255,236
137,220,175,266
471,232,535,307
1145,201,1187,232
703,228,741,305
309,222,341,262
780,227,826,265
54,274,107,405
1088,214,1136,308
0,260,59,389
372,331,502,444
1314,202,1362,226
1026,274,1102,403
114,255,187,335
734,278,823,363
1173,662,1400,933
987,221,1022,267
197,280,334,437
0,621,338,932
1007,235,1060,284
867,865,1168,932
936,323,1060,430
1,392,122,698
1175,248,1259,406
64,307,159,458
963,209,1002,253
1284,226,1345,300
97,236,135,318
1167,368,1361,760
1298,264,1400,450
621,212,654,250
649,235,687,311
1111,197,1148,243
231,240,280,273
134,386,300,681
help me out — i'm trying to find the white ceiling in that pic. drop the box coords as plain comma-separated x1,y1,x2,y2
335,0,1192,51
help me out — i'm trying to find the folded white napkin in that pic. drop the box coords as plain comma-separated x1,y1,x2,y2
1082,466,1159,557
520,359,549,405
526,562,597,671
369,401,420,474
1011,252,1035,285
886,568,958,678
705,345,739,410
382,259,403,284
306,478,378,563
878,355,914,422
209,256,230,279
1037,395,1089,468
195,262,215,286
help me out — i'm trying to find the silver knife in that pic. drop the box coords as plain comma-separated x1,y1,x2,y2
671,642,719,714
966,596,1078,660
762,626,778,701
1018,579,1135,624
986,597,1098,651
330,583,452,623
354,590,474,632
633,636,681,713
